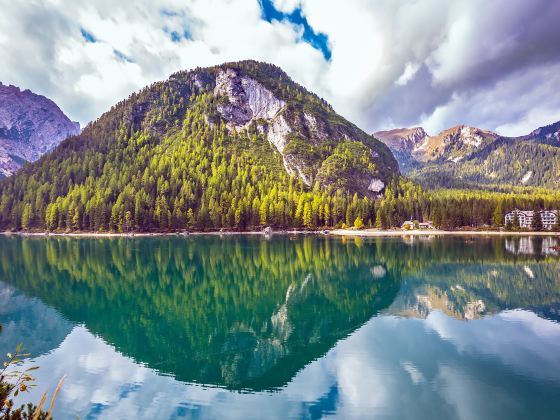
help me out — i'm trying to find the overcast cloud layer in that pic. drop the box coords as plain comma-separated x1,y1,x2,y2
1,0,559,136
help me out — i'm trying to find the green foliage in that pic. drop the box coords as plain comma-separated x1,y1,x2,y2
0,61,392,232
0,344,48,420
354,216,364,229
0,90,381,232
375,178,560,230
0,236,400,389
532,213,544,231
316,141,378,192
493,201,504,227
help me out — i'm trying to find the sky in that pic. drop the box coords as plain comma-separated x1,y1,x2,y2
0,0,559,136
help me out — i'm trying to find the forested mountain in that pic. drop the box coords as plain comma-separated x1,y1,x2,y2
0,83,79,178
374,121,560,189
0,60,398,232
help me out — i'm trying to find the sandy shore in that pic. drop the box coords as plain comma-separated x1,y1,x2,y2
330,228,560,237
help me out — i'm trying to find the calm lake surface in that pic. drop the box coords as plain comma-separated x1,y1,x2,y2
1,235,559,419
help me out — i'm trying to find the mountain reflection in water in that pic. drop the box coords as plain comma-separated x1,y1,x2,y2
0,235,559,419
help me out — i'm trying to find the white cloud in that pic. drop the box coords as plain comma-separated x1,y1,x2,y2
421,61,560,135
272,0,301,14
395,62,420,86
0,0,558,134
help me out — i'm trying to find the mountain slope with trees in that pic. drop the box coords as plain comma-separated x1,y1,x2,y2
375,121,560,190
0,60,399,232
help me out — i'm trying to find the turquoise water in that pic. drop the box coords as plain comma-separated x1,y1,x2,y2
0,235,559,419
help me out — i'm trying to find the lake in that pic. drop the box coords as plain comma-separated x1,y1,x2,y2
1,235,559,419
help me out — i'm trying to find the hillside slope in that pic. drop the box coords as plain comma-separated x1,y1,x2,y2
0,83,79,177
375,121,560,189
0,60,398,231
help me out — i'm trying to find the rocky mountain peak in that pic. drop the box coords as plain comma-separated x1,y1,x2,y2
0,83,79,177
526,120,560,144
374,127,428,152
209,62,398,194
375,123,500,170
438,125,498,148
214,68,285,128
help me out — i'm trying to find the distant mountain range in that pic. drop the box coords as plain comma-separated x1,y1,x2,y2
0,83,79,178
375,121,560,189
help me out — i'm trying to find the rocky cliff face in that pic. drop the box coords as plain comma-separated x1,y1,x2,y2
209,64,398,195
423,125,498,162
0,83,79,177
374,127,428,153
375,125,497,168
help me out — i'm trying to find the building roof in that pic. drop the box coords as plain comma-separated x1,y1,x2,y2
506,209,558,216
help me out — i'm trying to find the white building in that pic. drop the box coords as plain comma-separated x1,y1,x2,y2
504,209,559,230
504,209,534,228
401,220,434,230
540,210,559,229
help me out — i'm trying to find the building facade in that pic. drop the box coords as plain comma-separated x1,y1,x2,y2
401,220,435,230
540,210,559,229
504,209,559,230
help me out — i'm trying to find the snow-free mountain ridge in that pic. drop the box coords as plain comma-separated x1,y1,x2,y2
0,83,79,177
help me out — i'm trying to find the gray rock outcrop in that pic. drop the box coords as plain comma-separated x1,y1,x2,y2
0,83,80,177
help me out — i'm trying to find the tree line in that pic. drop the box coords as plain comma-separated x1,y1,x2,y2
1,84,559,232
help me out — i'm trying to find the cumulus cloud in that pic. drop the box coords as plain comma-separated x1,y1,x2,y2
0,0,558,136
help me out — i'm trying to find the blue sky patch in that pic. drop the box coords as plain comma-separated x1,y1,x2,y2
113,49,133,63
259,0,331,61
163,26,191,43
160,9,181,18
80,28,96,43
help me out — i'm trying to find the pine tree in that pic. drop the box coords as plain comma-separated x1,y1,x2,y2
513,212,520,231
505,219,513,231
186,208,195,229
531,212,543,231
354,216,364,230
21,204,32,230
303,202,312,228
493,201,504,227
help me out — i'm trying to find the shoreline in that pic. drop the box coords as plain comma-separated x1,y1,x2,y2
1,229,559,238
330,229,560,237
0,229,321,238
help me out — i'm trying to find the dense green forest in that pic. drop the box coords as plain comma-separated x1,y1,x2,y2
0,60,398,232
0,100,380,232
0,60,558,232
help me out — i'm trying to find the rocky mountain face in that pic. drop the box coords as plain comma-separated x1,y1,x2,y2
209,65,398,195
375,121,560,189
375,125,497,166
372,127,428,172
0,83,79,177
374,127,428,153
17,61,397,195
